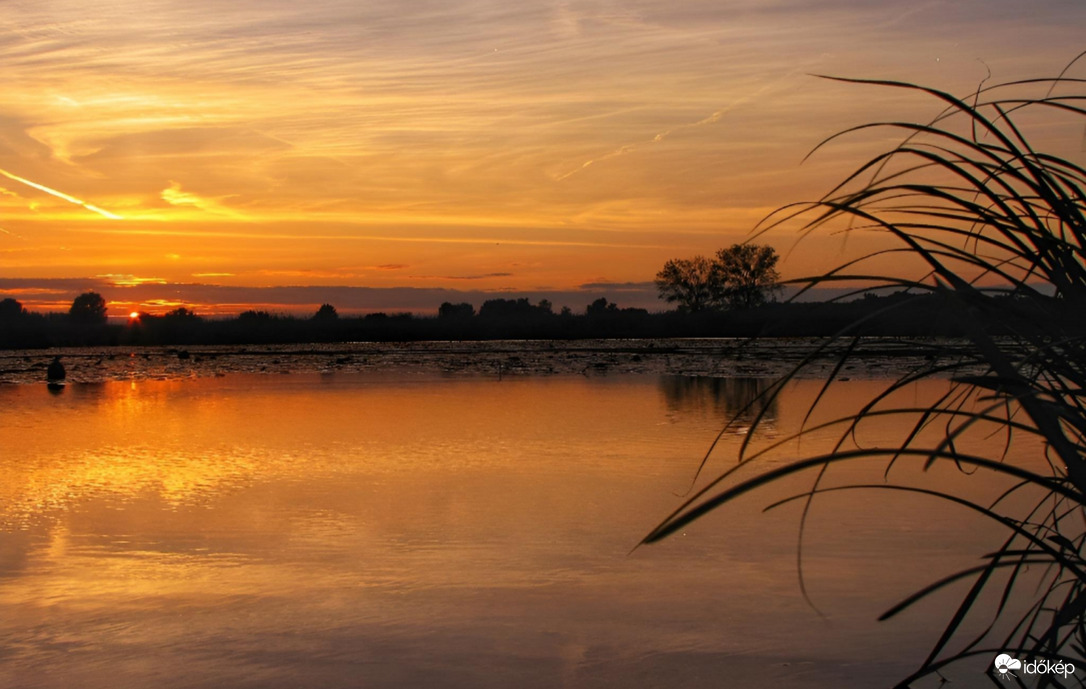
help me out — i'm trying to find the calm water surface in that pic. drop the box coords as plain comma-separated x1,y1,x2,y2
0,372,1039,688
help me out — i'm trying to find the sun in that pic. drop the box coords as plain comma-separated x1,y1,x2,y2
129,311,140,320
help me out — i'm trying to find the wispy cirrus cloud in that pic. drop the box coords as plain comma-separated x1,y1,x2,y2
1,0,1084,293
161,181,247,219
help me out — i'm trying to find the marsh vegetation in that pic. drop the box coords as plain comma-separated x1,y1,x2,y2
645,59,1086,687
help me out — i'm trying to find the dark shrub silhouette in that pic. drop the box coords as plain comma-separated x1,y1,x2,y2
438,302,474,319
0,298,25,321
313,303,338,321
585,298,619,316
478,298,553,319
46,356,65,381
164,307,201,322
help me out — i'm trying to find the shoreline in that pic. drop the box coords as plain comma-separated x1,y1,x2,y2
0,336,982,386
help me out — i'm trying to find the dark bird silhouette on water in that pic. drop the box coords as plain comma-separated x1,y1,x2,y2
47,356,66,383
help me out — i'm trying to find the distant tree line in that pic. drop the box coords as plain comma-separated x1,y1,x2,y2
0,288,1039,349
0,291,651,348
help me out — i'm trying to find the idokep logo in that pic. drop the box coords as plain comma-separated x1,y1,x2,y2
993,653,1076,680
994,654,1022,677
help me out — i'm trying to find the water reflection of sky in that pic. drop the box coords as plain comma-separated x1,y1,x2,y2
0,373,1047,688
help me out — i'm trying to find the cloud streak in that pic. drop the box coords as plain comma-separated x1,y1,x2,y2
0,167,122,219
0,276,664,314
555,63,817,182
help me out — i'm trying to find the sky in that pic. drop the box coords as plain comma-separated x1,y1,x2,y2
0,0,1084,316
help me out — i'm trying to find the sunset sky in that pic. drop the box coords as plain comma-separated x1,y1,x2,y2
1,0,1084,315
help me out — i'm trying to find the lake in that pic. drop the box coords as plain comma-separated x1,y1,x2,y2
0,355,1043,688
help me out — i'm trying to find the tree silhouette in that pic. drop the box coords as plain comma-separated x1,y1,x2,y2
68,291,107,324
715,244,780,309
655,245,780,312
653,256,720,312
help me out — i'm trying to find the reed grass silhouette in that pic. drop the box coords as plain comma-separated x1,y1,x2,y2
644,55,1086,688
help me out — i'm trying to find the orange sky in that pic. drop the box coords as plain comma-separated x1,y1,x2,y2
0,0,1084,315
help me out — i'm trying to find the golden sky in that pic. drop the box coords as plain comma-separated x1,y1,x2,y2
0,0,1084,314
